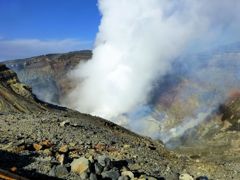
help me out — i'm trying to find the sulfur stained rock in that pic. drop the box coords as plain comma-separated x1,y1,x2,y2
33,143,42,151
59,144,68,153
41,139,53,148
56,154,65,165
71,157,90,175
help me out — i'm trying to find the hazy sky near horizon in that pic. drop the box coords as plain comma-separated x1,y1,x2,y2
0,0,100,60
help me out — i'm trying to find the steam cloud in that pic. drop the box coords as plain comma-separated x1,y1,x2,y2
65,0,240,142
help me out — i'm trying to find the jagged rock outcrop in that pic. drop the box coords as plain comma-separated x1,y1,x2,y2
0,64,47,113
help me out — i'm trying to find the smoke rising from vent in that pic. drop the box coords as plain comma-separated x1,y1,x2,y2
65,0,240,141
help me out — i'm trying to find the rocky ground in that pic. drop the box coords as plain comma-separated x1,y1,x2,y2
0,108,239,180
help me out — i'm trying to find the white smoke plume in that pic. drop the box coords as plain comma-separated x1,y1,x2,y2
65,0,240,140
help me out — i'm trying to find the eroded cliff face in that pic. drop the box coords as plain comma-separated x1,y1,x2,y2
0,64,47,113
4,50,92,104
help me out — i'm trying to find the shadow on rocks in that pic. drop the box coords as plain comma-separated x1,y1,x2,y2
0,150,61,180
111,160,128,169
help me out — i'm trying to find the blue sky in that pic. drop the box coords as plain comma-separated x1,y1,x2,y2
0,0,100,60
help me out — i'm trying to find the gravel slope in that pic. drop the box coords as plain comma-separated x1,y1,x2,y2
0,109,239,180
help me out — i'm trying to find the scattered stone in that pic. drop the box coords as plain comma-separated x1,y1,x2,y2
90,173,98,180
59,144,68,153
101,169,120,180
49,166,56,177
43,149,52,156
33,143,42,151
179,173,194,180
97,155,111,168
41,139,53,148
139,174,148,179
123,144,131,149
55,165,69,177
10,166,17,173
15,139,25,146
60,120,70,127
49,165,69,178
88,155,94,163
94,143,106,151
94,162,104,175
56,154,65,165
69,142,76,147
71,157,90,175
121,171,134,179
69,151,80,159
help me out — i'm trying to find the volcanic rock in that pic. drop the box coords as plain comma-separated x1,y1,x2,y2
101,169,120,180
70,157,90,175
59,144,68,153
179,173,194,180
49,165,68,178
89,173,98,180
97,155,111,167
33,143,42,151
94,162,104,175
121,170,134,179
56,154,65,165
60,120,70,127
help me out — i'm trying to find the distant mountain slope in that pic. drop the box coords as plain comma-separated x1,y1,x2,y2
0,64,47,113
4,50,92,104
